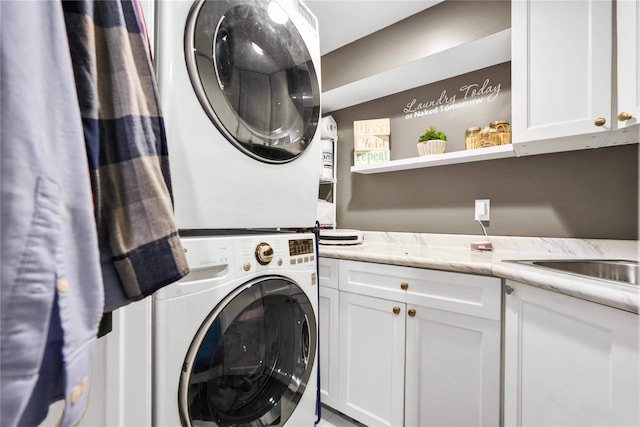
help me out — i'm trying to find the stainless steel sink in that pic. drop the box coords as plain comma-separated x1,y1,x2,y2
506,259,639,285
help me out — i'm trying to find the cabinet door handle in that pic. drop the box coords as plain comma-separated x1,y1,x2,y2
505,285,514,295
393,307,401,315
594,117,606,126
618,112,633,121
400,282,409,291
408,309,416,317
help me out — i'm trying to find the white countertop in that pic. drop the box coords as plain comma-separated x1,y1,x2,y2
319,231,640,313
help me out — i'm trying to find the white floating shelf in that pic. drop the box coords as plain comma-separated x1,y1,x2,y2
350,144,516,174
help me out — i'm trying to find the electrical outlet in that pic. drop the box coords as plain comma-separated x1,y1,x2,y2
474,199,490,221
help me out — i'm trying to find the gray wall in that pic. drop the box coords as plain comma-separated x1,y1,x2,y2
331,107,638,239
322,1,638,240
322,0,511,92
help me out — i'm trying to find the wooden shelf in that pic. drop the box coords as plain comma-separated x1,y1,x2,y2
350,144,516,174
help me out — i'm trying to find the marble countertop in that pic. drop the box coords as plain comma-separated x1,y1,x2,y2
319,231,639,314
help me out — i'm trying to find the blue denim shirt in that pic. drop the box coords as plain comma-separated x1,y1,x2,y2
0,1,104,426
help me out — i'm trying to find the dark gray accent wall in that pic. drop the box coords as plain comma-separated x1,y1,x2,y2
331,100,638,239
321,0,511,92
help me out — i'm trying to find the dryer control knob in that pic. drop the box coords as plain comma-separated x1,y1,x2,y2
255,242,274,265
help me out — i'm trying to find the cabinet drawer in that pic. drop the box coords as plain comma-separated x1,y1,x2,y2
340,260,501,320
408,268,501,320
319,257,340,289
339,260,412,302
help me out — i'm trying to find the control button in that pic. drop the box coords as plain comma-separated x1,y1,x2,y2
310,255,315,262
255,242,274,265
311,272,317,285
243,262,251,272
304,256,309,263
277,258,283,266
290,259,296,265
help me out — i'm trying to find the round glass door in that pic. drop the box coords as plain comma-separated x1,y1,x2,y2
178,276,317,427
185,0,321,163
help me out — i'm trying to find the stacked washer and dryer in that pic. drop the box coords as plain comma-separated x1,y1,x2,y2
152,0,322,425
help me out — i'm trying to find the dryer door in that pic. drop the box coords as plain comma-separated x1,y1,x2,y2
179,276,317,427
185,0,320,163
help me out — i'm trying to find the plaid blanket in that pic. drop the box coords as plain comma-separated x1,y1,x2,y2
63,0,189,312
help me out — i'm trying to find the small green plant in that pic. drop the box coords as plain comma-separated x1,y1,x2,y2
418,126,447,142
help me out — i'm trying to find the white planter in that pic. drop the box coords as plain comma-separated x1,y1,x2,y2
417,139,446,156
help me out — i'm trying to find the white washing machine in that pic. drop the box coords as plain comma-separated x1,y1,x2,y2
155,0,322,231
153,233,318,426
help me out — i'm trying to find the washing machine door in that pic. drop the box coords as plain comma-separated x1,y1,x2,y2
185,0,320,163
179,276,317,427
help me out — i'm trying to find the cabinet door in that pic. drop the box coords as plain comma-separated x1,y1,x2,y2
319,286,340,409
512,0,612,154
504,281,640,427
616,0,640,130
319,257,340,290
405,305,500,427
338,292,405,427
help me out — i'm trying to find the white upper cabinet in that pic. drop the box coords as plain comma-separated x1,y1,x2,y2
512,0,614,155
608,0,640,145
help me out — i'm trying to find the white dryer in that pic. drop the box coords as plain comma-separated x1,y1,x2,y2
155,0,322,231
153,233,318,426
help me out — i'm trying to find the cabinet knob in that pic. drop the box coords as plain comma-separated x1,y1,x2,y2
505,285,514,295
594,117,606,127
393,307,401,315
400,282,409,291
618,112,633,121
408,309,416,317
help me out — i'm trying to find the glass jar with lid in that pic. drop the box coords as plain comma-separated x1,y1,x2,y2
480,127,498,147
465,127,481,150
489,120,511,145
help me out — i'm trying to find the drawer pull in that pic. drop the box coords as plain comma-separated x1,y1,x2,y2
505,285,514,295
400,282,409,291
393,307,401,315
408,309,416,317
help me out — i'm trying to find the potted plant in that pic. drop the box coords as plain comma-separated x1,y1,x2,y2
417,126,447,156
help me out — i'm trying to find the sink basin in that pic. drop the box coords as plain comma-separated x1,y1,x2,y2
506,259,638,285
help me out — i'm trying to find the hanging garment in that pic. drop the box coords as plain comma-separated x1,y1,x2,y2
0,1,104,426
62,0,190,312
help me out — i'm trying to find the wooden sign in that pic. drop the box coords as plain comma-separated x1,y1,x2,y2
354,134,390,151
354,118,391,165
354,149,391,165
354,118,390,136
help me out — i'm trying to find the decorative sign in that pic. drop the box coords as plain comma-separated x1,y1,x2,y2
354,118,390,135
403,78,502,120
354,135,390,151
353,118,391,165
354,149,391,165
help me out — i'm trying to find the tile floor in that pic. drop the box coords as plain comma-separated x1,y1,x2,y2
316,405,366,427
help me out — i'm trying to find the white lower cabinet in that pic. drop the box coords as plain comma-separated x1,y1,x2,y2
318,257,340,409
337,260,502,426
404,305,501,427
504,280,640,427
319,285,340,409
339,291,406,426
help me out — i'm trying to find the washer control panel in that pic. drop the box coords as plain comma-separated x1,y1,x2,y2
235,234,316,275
